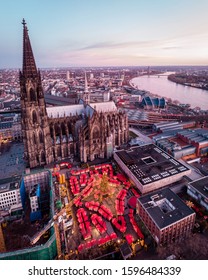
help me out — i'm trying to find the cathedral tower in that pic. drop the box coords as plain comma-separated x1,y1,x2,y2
83,71,90,105
19,19,53,168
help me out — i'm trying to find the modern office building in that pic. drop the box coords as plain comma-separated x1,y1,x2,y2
114,144,191,194
0,176,25,219
0,176,23,210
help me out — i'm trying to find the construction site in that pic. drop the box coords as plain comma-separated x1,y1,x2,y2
0,169,57,260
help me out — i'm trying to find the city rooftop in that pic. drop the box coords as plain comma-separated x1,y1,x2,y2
114,144,190,193
138,188,195,229
188,176,208,199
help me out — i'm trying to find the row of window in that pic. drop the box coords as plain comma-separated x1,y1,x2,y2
0,196,16,201
160,226,191,242
0,201,17,208
0,198,17,204
0,191,16,197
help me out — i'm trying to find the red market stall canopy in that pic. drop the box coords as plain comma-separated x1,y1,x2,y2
131,188,141,198
112,216,127,233
128,196,137,209
115,199,125,215
74,196,83,207
98,205,113,221
128,211,144,239
85,201,100,212
69,176,80,195
125,234,134,244
117,189,127,201
117,173,128,183
91,214,107,234
80,173,87,186
77,208,91,240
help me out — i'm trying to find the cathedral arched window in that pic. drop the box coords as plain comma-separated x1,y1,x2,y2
53,148,56,159
39,130,44,143
41,151,46,163
33,132,36,144
55,123,60,136
50,125,54,138
61,123,66,135
57,146,61,157
67,122,72,134
30,88,37,102
63,147,68,157
92,127,100,139
36,154,39,164
32,110,38,124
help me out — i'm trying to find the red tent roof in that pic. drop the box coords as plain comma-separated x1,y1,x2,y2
128,196,137,209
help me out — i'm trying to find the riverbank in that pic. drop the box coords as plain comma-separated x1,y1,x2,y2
129,76,172,102
168,74,208,91
130,74,208,110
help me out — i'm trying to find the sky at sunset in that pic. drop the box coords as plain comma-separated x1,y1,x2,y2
0,0,208,68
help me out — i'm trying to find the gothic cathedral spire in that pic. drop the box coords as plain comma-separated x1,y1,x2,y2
22,18,38,78
20,19,54,168
83,71,90,105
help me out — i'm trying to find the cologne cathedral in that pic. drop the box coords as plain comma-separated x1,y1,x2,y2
19,20,129,168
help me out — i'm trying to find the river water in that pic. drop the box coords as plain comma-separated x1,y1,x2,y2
131,73,208,110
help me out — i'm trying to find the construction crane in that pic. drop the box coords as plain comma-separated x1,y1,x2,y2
30,178,71,244
29,210,65,259
30,219,54,245
30,206,66,244
53,215,63,259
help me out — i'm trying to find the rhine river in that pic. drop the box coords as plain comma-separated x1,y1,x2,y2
131,73,208,110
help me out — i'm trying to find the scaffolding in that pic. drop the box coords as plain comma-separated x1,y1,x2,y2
0,223,6,253
0,169,57,260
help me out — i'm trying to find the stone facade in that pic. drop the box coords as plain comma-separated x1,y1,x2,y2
20,20,128,168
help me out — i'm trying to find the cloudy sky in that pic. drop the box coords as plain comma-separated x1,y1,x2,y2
1,0,208,68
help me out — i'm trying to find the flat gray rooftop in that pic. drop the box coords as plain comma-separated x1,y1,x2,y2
189,176,208,199
0,175,22,193
115,144,189,185
138,188,195,229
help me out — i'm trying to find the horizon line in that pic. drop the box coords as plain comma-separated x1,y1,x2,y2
1,64,208,70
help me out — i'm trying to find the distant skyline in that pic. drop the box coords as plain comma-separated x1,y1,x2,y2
0,0,208,68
